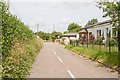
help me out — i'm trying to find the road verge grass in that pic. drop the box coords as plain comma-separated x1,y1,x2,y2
65,44,118,70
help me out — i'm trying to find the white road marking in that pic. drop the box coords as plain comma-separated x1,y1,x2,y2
57,57,63,63
67,70,76,80
54,51,57,55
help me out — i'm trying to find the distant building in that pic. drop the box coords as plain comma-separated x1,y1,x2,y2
79,20,117,42
62,33,79,45
62,20,117,45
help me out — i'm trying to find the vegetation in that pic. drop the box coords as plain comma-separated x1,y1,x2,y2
106,38,118,46
35,31,62,41
85,18,98,27
65,45,118,68
67,23,82,33
1,1,43,78
35,31,51,40
51,31,62,39
97,1,120,72
94,38,103,45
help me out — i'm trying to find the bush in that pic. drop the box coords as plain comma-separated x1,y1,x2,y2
70,40,77,46
94,38,103,45
1,1,43,78
106,38,118,46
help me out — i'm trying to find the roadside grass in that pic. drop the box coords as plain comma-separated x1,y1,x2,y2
2,38,43,78
65,44,118,68
82,44,118,53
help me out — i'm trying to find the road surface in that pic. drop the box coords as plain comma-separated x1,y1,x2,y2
28,42,118,78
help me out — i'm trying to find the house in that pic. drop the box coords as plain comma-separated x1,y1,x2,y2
79,20,117,42
62,33,79,45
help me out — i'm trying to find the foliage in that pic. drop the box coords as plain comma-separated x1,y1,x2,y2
97,1,120,70
97,1,120,28
51,31,62,39
106,38,118,46
85,18,98,27
70,40,77,46
67,23,82,32
1,1,43,78
35,31,51,40
94,38,103,45
35,31,62,41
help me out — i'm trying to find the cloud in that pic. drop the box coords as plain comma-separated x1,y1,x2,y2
62,2,94,10
9,0,96,2
59,18,72,25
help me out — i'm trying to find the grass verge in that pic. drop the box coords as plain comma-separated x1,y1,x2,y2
65,44,118,69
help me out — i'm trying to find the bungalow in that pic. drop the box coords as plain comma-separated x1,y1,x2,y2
62,33,79,45
62,20,117,45
79,20,117,42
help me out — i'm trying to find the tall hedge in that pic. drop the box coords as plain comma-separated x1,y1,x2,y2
1,1,42,78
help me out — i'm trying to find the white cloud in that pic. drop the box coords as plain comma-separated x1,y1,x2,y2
62,2,94,10
7,0,96,2
60,18,72,25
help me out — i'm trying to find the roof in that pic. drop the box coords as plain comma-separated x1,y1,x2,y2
85,19,111,28
63,33,79,37
79,29,87,33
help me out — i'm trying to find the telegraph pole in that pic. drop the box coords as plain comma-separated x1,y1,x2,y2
37,24,39,36
53,24,55,32
7,0,10,12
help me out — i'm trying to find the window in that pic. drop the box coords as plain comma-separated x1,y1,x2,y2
97,30,101,37
106,28,109,37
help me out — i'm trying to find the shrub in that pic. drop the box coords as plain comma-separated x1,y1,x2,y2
106,38,118,46
94,38,103,45
1,1,43,78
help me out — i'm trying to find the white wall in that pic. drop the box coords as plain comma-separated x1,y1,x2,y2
63,33,79,45
87,23,113,40
63,37,70,45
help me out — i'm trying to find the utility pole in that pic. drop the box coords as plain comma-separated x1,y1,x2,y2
37,24,39,36
7,0,10,12
53,24,55,32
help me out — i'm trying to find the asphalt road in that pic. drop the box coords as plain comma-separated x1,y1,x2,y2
28,42,118,78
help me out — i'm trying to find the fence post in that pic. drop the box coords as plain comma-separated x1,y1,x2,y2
118,2,120,76
108,30,111,53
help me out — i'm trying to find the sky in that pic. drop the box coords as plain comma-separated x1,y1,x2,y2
6,0,110,33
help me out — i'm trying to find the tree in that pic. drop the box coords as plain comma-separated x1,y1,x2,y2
97,1,120,74
51,31,62,39
67,23,82,32
35,31,51,40
85,18,98,27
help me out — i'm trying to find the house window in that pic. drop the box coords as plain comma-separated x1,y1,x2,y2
112,28,117,37
106,28,109,37
97,30,101,38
